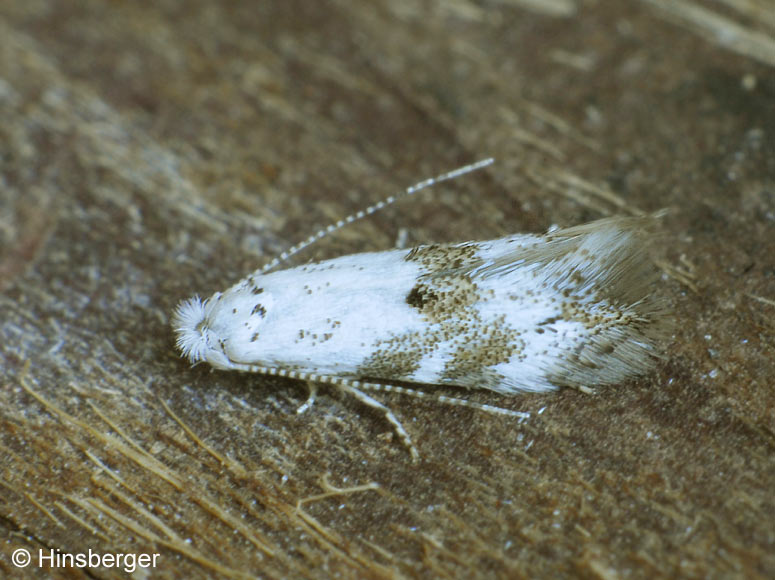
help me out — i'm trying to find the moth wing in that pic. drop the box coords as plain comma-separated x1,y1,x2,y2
466,217,661,305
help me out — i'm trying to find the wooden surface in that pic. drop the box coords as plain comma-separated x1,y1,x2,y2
1,1,774,578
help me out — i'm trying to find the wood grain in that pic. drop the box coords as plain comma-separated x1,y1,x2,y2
1,1,773,578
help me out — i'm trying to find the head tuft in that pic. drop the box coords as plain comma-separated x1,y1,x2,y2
172,296,209,364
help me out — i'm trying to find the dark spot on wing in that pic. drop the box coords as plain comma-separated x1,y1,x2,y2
406,284,438,310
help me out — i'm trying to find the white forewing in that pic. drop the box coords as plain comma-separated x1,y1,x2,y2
212,250,426,375
173,217,668,395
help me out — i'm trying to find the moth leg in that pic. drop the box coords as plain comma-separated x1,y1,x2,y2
353,381,531,420
338,384,420,462
296,381,319,414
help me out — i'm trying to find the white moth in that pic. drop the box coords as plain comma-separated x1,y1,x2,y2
173,159,669,459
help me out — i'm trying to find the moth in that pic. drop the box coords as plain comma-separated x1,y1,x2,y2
173,159,670,459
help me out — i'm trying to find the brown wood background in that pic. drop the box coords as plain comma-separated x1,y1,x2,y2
1,1,774,578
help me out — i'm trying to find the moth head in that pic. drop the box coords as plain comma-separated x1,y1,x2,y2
172,295,234,369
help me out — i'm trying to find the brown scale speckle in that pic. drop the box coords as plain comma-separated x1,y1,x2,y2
404,242,479,271
359,242,522,388
440,315,521,388
359,331,430,379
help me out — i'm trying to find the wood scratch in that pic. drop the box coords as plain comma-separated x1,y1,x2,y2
20,367,185,490
296,474,381,508
159,397,248,479
655,259,699,293
748,293,775,308
24,492,64,528
641,0,775,67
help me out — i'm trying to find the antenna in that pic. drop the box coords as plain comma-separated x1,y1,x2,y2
259,158,495,274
